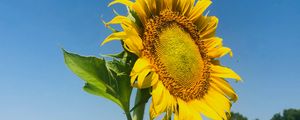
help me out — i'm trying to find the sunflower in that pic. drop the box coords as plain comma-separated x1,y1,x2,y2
102,0,241,119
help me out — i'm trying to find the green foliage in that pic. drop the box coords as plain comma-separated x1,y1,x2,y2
271,109,300,120
229,112,248,120
63,49,133,112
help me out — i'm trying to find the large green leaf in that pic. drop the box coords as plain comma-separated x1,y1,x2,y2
106,59,133,110
63,49,132,111
83,83,120,106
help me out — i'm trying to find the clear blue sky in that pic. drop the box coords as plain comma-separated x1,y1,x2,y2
0,0,299,120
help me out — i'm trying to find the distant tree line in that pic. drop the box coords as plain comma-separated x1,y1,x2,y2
229,108,300,120
229,112,248,120
271,109,300,120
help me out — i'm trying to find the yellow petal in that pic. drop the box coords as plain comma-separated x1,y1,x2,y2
203,95,227,119
195,16,210,32
151,82,174,117
201,16,218,38
171,0,179,11
101,32,126,46
123,43,140,56
130,58,153,87
177,99,189,120
107,15,142,35
207,47,233,58
103,16,143,55
109,0,149,25
203,37,223,51
153,87,168,109
211,59,221,65
107,16,136,29
130,74,138,86
154,0,162,13
178,99,202,120
121,27,143,56
145,0,157,15
178,0,193,15
189,99,222,120
131,58,151,76
162,109,172,120
163,0,172,10
174,112,179,120
108,0,134,7
205,89,231,113
211,65,241,81
189,0,212,22
150,102,157,120
211,77,238,102
137,69,151,88
132,0,149,25
121,20,143,53
106,15,128,25
150,72,159,86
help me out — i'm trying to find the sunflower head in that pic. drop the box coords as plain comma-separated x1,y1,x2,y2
103,0,241,119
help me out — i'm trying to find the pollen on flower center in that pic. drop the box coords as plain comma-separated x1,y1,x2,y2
156,24,204,88
142,10,211,101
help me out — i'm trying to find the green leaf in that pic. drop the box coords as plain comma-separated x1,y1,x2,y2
63,49,127,109
115,74,132,110
103,51,126,60
63,49,135,115
130,88,151,112
106,59,133,111
107,59,128,75
83,83,120,106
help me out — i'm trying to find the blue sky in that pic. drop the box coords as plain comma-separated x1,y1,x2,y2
0,0,300,120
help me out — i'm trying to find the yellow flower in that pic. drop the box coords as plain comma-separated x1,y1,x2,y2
103,0,241,119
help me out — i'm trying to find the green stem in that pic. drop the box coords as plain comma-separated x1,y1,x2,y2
133,89,146,120
125,111,132,120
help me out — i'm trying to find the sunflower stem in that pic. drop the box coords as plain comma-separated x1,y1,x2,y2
132,89,146,120
125,111,132,120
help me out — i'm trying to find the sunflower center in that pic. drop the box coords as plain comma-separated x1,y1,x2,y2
156,24,204,88
142,10,210,101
